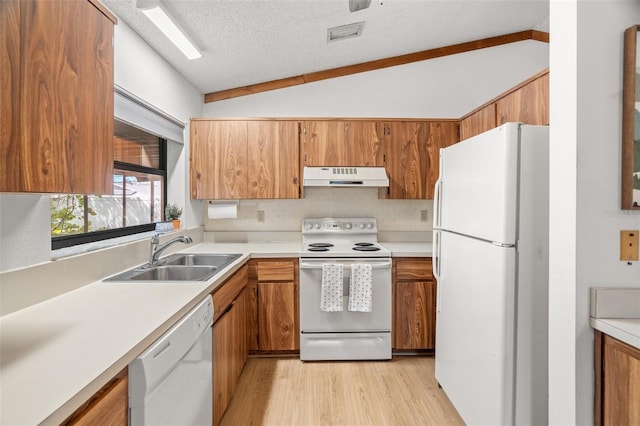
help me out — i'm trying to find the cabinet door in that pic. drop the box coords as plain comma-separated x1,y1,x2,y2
343,121,384,166
257,282,297,351
393,280,436,350
1,0,115,193
603,335,640,425
190,120,248,199
384,121,428,199
460,104,496,140
496,73,549,126
393,258,436,350
247,121,299,198
301,121,346,166
64,371,128,425
424,121,459,199
231,288,249,383
301,120,383,167
213,307,234,426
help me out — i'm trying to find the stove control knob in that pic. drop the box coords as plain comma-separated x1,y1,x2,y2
315,223,322,230
366,222,374,229
358,222,366,229
345,222,352,229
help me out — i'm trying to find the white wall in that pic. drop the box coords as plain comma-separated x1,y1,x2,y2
0,19,203,273
203,41,549,118
549,1,640,424
0,195,51,271
205,188,431,235
114,20,203,228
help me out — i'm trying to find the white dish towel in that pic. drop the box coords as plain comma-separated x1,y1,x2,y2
348,263,373,312
321,263,343,312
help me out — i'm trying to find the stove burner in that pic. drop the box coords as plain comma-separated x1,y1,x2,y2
308,247,330,252
309,243,334,248
354,242,375,247
353,246,381,252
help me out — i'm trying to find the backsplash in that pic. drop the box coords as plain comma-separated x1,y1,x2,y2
203,187,432,232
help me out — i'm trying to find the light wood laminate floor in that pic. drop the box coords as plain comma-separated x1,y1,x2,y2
220,356,464,426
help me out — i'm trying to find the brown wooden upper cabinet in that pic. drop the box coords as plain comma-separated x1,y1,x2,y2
190,120,299,199
383,121,459,199
300,120,384,167
497,73,549,126
460,70,549,140
1,0,116,193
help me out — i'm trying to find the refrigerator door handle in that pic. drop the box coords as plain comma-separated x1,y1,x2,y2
433,230,442,313
433,179,443,229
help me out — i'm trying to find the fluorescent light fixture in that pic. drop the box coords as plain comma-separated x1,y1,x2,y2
327,22,365,42
137,1,202,60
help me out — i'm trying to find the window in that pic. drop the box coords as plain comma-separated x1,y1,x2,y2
51,121,167,249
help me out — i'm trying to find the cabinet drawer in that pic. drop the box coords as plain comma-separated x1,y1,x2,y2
396,259,433,280
212,265,248,323
257,261,295,281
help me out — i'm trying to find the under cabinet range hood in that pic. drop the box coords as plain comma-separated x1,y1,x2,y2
303,166,389,187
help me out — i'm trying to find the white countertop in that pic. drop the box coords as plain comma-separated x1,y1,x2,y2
0,240,425,425
382,241,432,257
590,318,640,349
589,287,640,350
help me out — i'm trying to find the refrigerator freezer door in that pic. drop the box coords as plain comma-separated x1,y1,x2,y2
437,123,520,244
434,230,516,425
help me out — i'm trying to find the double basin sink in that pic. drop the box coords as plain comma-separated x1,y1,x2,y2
105,253,242,282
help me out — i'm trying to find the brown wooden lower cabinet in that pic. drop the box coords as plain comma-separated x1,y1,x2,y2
393,258,436,351
62,369,128,426
212,265,249,426
594,331,640,426
248,258,299,353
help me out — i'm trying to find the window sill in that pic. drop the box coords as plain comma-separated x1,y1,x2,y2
51,229,173,260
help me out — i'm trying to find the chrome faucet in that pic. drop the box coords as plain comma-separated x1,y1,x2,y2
149,234,193,265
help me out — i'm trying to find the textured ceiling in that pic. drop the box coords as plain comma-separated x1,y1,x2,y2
103,0,550,95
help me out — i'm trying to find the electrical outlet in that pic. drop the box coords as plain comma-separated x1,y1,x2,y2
420,210,428,222
620,230,639,261
257,210,265,222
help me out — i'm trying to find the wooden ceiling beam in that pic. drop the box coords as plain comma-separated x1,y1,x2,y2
204,30,549,103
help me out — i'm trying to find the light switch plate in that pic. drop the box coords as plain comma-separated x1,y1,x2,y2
620,230,639,261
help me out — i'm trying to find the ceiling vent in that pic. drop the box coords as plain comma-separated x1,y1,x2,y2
349,0,372,12
327,22,365,42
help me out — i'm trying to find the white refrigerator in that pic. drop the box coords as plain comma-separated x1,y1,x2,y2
433,123,549,425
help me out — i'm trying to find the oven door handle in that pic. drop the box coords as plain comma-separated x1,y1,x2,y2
299,261,392,270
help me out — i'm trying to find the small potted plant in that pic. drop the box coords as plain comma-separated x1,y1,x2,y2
165,202,183,230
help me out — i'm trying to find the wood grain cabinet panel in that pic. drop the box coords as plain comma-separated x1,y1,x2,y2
190,120,248,199
393,258,436,350
383,121,458,200
247,121,299,198
63,370,128,426
595,333,640,426
212,267,249,426
1,0,115,193
424,121,459,199
249,258,299,353
460,104,497,140
257,282,297,351
190,120,300,200
496,73,549,126
301,120,384,167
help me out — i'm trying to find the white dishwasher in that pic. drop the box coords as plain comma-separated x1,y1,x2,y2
129,295,213,426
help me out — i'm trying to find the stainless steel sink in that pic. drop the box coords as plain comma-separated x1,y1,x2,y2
104,253,242,282
128,265,218,281
163,253,242,268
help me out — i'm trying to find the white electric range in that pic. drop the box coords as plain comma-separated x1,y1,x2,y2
299,218,392,361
